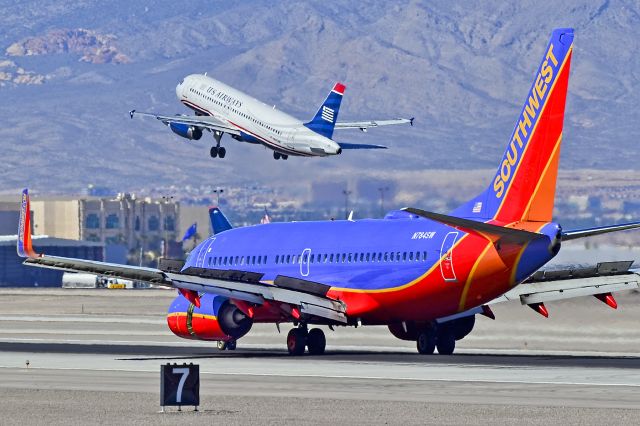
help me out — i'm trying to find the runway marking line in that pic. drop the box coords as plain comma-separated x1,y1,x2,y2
1,366,639,388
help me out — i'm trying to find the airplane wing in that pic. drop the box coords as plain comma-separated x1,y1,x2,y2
129,110,241,135
335,117,414,131
488,261,640,316
17,189,346,324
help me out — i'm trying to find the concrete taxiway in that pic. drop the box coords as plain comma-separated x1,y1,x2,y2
0,288,638,425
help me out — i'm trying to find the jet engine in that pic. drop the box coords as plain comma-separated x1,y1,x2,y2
169,122,203,140
167,293,252,341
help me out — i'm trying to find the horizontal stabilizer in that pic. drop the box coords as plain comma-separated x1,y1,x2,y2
334,117,414,130
338,142,387,150
561,222,640,241
403,207,544,244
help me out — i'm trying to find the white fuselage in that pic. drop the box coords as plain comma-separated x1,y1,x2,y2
176,74,341,157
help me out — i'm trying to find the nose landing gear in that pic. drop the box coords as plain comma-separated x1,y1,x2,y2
217,339,237,351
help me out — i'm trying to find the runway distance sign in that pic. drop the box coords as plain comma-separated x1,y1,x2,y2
160,363,199,408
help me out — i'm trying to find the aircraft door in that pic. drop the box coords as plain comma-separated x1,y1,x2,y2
196,238,215,268
439,232,458,282
300,248,311,277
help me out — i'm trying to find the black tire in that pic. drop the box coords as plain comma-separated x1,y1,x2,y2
307,328,326,355
226,340,236,351
282,155,288,160
436,331,456,355
287,328,307,355
218,147,227,158
273,152,281,160
416,330,436,355
210,146,218,158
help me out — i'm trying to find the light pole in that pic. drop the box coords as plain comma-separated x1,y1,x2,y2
213,188,224,206
161,196,174,258
378,186,389,217
342,189,352,220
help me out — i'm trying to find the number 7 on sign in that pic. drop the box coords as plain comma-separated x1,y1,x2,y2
172,367,190,403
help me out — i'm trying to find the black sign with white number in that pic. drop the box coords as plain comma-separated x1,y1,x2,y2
160,363,200,406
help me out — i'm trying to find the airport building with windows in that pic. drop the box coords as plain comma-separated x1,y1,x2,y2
30,193,180,257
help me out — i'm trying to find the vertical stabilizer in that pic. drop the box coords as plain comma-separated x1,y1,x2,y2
304,82,345,139
453,28,574,223
209,207,233,235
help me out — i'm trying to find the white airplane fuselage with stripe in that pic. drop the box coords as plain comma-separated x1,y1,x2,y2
176,74,341,157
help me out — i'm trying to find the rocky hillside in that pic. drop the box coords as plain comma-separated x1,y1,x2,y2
0,0,638,196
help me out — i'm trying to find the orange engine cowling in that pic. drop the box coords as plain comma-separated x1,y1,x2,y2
167,293,252,341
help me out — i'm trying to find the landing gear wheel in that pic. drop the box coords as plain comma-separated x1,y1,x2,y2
287,328,307,355
226,339,236,350
416,330,436,355
273,152,281,160
210,146,218,158
217,340,227,350
436,331,456,355
282,155,288,160
307,328,326,355
218,147,226,158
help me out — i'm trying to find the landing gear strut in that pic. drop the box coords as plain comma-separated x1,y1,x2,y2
286,326,326,355
210,131,226,159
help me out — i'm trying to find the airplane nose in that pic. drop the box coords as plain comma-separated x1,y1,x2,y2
175,83,182,99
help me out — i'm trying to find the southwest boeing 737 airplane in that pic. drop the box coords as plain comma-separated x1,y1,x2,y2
130,76,413,160
19,28,640,355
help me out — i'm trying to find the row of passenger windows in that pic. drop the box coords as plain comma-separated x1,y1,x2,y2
208,255,267,267
275,251,428,264
190,88,282,135
206,251,428,268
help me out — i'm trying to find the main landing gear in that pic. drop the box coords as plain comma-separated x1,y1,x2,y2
210,131,226,159
286,325,326,355
273,152,288,160
416,327,456,355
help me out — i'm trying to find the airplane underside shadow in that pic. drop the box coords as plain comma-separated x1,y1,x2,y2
1,341,637,368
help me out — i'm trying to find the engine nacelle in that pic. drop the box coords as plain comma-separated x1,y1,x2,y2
169,122,203,140
167,293,252,341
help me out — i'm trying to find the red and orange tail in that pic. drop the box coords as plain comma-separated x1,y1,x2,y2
17,188,40,258
453,28,574,224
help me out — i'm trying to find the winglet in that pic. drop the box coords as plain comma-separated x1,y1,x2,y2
129,110,135,119
17,189,40,258
410,117,415,126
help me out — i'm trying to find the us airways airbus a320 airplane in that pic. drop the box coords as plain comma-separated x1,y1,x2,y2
130,76,413,160
19,29,640,355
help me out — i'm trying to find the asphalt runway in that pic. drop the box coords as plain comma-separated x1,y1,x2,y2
0,289,639,425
